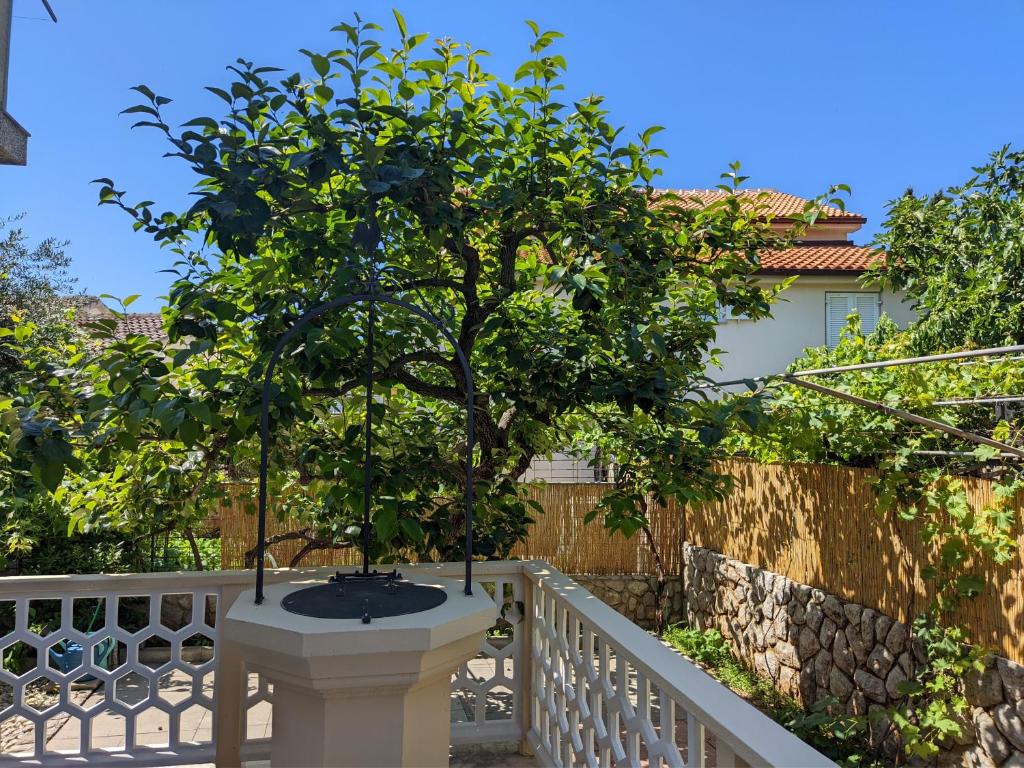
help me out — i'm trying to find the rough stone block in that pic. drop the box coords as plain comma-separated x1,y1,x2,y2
859,608,877,648
874,614,893,645
885,664,907,698
968,666,1006,710
853,669,887,704
843,626,868,667
798,627,821,661
993,702,1024,752
865,645,895,679
776,642,800,670
823,595,845,623
805,602,824,634
814,650,833,688
977,708,1012,765
884,621,907,655
819,617,837,649
845,624,869,664
999,658,1024,703
829,666,853,700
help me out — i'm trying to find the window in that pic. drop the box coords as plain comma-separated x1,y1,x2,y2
825,292,880,349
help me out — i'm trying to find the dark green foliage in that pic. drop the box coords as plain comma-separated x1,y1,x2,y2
2,15,829,566
869,145,1024,350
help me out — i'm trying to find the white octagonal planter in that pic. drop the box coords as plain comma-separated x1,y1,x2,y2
224,573,495,768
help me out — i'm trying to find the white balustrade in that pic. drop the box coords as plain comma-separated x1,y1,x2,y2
523,561,834,767
0,562,832,767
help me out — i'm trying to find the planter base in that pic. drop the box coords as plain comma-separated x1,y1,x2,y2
225,573,494,768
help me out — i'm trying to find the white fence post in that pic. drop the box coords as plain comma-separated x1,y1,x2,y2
214,583,246,768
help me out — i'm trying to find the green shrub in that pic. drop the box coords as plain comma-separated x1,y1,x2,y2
664,626,886,767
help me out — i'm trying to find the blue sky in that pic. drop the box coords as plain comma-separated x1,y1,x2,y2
3,1,1023,311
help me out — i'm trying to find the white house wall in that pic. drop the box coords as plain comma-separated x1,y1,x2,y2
523,274,916,482
711,275,915,389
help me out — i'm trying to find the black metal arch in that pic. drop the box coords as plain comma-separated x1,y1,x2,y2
255,290,475,604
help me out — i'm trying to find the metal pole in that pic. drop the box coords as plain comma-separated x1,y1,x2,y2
362,297,375,575
703,343,1024,390
254,292,476,604
791,344,1024,378
464,372,474,596
931,396,1024,407
783,375,1024,459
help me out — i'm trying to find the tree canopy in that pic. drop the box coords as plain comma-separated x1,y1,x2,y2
3,14,835,567
868,144,1024,351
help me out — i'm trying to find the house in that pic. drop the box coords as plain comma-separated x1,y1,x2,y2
525,189,917,481
694,189,915,388
71,295,167,341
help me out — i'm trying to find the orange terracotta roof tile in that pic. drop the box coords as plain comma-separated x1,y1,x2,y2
659,188,865,222
113,313,167,341
758,244,883,273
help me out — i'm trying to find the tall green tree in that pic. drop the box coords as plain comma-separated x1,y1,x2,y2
6,14,829,566
868,144,1024,350
0,216,75,382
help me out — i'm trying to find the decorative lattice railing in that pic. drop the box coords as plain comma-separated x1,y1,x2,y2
0,562,831,767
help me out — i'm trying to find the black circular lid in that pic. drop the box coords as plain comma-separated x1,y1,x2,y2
280,578,448,620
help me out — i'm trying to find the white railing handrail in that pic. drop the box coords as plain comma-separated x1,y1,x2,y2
522,560,835,768
0,560,525,598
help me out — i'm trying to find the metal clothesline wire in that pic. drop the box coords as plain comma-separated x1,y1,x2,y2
702,343,1024,461
701,343,1024,390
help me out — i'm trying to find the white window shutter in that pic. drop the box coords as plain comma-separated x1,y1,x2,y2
854,293,881,334
826,292,880,348
826,293,851,348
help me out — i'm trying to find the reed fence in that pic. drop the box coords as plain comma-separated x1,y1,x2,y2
212,459,1024,662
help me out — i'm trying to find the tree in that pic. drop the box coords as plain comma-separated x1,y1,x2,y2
6,14,831,568
868,144,1024,351
0,215,75,382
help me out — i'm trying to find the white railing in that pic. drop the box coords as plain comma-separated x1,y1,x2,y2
0,561,831,767
523,562,833,767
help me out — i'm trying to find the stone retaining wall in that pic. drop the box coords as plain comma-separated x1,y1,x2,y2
571,574,685,629
683,542,1024,767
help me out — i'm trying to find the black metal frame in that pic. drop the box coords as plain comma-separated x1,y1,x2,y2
254,289,475,604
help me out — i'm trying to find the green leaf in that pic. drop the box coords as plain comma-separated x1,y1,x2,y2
399,518,424,542
311,54,330,78
392,8,407,38
374,506,398,542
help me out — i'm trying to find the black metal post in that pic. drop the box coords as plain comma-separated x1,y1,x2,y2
362,297,375,575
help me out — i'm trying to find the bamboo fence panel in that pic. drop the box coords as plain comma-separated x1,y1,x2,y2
509,483,683,575
685,459,1024,663
217,484,360,570
212,461,1023,662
